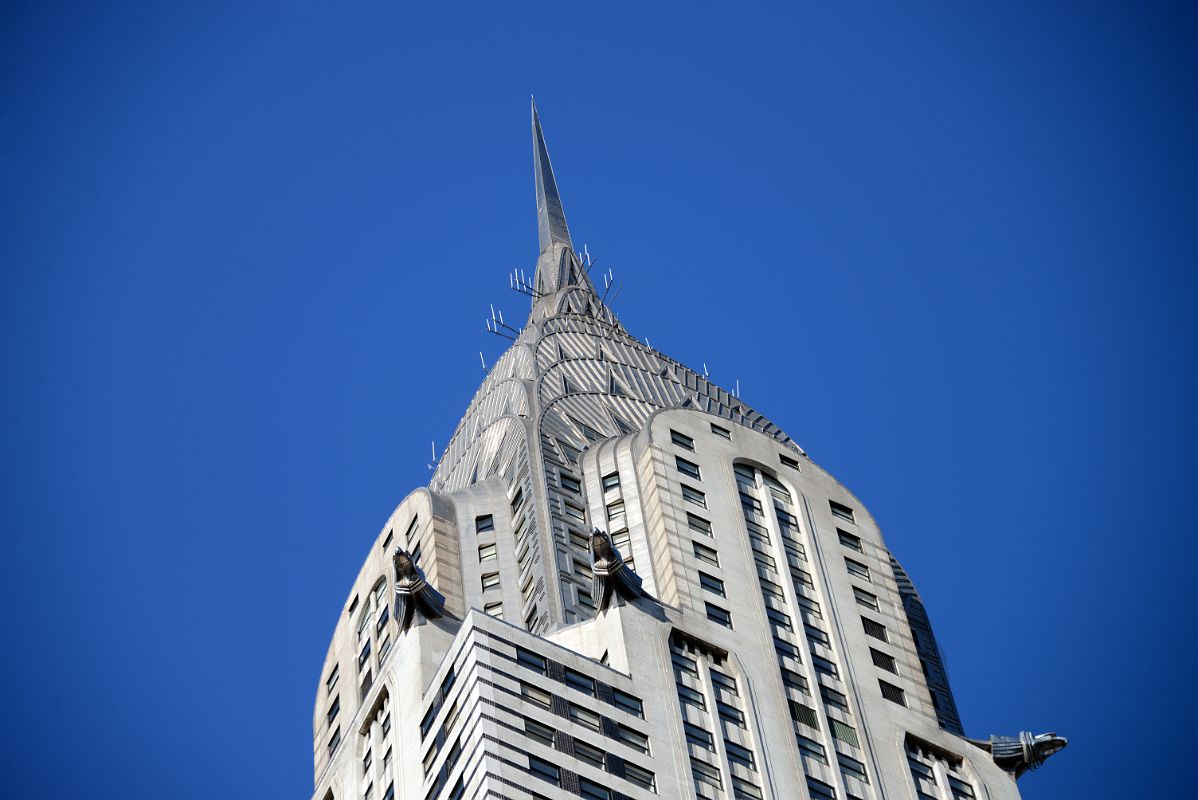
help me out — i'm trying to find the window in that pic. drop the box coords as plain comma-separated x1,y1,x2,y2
796,734,827,764
766,607,793,630
691,758,723,789
560,473,581,493
807,777,837,800
363,749,373,774
699,571,726,597
706,602,733,628
602,472,620,492
717,701,745,727
516,648,548,675
839,753,869,783
673,651,700,678
579,778,610,800
789,700,819,729
838,529,863,552
528,755,560,785
524,716,555,745
475,514,495,533
709,668,739,696
829,500,855,522
731,776,763,800
574,739,606,768
375,604,389,633
685,722,714,750
481,571,500,590
780,667,809,694
812,655,839,678
871,648,898,673
326,696,340,725
565,668,596,696
693,542,720,566
862,617,888,642
617,724,650,753
510,487,525,514
677,684,706,709
774,638,801,660
573,558,593,580
805,624,830,647
358,640,371,669
568,703,601,731
671,429,696,451
791,566,815,589
381,783,394,800
831,719,861,748
821,685,849,712
725,740,755,769
327,725,341,754
624,763,656,791
687,512,713,536
797,594,822,619
676,456,702,479
563,501,586,523
614,689,644,717
521,682,552,708
606,498,625,524
845,557,871,581
880,680,906,706
854,586,879,610
478,542,497,561
484,601,503,618
779,453,800,470
681,484,707,508
326,665,340,693
710,423,731,439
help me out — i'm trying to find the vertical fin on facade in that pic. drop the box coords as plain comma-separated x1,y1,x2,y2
532,98,572,256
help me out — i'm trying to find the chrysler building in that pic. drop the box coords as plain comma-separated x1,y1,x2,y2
310,102,1065,800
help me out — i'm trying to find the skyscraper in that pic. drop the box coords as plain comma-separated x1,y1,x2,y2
311,102,1065,800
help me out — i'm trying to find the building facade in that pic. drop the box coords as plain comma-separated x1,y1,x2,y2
310,103,1064,800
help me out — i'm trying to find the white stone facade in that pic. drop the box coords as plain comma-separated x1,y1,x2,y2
310,104,1046,800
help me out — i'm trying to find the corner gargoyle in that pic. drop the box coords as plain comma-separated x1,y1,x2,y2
590,527,644,611
392,546,446,632
970,731,1068,779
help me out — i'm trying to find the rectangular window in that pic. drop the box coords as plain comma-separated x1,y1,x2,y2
791,566,815,589
671,429,696,451
574,739,606,768
327,726,341,754
839,753,869,783
766,607,793,630
821,685,849,712
475,514,495,533
699,571,726,597
381,783,394,800
838,528,863,552
481,571,500,590
854,586,879,610
602,472,620,492
516,647,548,675
693,541,720,566
520,682,552,708
710,423,731,439
706,602,733,628
524,716,555,745
510,487,525,514
871,648,898,673
812,655,839,679
565,668,596,696
681,484,707,508
358,640,371,669
780,667,808,694
691,758,723,790
796,734,827,764
673,650,700,678
563,501,586,523
684,722,714,750
709,668,739,696
478,542,497,561
753,549,777,573
725,740,756,770
579,777,610,800
606,498,625,524
528,755,560,785
880,680,906,706
779,453,800,470
862,617,889,642
613,689,644,718
617,724,650,753
797,594,823,619
677,684,707,709
829,499,855,522
845,557,871,581
363,749,372,774
568,703,602,731
805,624,830,647
717,701,745,727
676,456,702,479
806,778,836,800
731,777,763,800
560,473,581,493
326,665,340,693
687,512,713,536
773,637,801,660
483,601,503,618
623,763,656,791
831,719,861,748
326,696,340,725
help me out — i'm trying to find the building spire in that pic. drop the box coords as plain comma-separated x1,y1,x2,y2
532,98,572,255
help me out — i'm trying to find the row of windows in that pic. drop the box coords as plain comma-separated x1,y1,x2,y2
513,646,645,717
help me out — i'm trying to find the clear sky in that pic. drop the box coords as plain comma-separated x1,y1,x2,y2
2,3,1195,798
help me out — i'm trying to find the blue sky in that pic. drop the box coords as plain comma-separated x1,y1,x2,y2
2,3,1195,798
